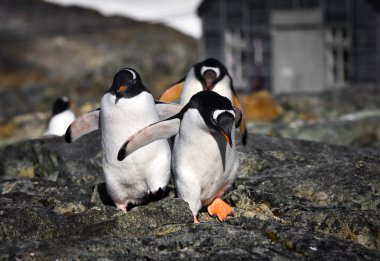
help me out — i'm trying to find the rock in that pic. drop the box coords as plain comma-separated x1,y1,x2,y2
272,112,380,147
240,90,283,122
0,0,198,145
247,86,380,147
0,0,197,119
0,131,103,186
0,132,379,259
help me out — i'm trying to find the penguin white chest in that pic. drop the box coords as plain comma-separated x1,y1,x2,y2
100,92,171,205
172,110,238,202
45,110,75,136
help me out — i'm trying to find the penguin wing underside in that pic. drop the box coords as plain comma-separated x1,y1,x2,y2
65,108,100,143
118,118,181,161
154,102,183,120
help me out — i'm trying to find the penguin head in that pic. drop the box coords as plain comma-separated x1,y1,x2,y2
188,91,236,147
52,96,71,116
194,58,228,91
109,68,147,100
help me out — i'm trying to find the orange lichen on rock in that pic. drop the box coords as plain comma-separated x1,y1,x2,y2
239,90,283,122
0,121,16,139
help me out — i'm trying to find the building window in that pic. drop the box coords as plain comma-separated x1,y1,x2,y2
326,25,350,87
224,29,248,90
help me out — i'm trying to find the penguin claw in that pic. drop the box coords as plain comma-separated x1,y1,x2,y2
193,215,199,224
207,198,233,221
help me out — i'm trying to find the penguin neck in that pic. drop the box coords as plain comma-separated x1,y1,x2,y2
180,68,203,105
211,75,233,102
179,109,210,138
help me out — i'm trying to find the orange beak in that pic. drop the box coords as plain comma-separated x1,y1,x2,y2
222,131,232,147
117,85,127,93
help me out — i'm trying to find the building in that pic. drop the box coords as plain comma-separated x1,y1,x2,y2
197,0,380,93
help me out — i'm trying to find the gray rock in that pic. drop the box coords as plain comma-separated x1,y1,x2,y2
249,86,380,148
0,133,379,259
0,0,198,122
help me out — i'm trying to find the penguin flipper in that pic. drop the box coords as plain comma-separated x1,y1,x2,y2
118,118,181,161
233,106,242,128
65,108,100,143
154,101,183,120
159,78,185,102
232,94,248,145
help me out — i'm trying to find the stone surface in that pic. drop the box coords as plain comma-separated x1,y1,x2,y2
0,0,197,122
0,132,379,259
249,86,380,147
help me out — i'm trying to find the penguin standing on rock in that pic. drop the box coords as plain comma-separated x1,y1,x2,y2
65,68,181,212
159,58,248,145
118,91,241,223
44,96,75,136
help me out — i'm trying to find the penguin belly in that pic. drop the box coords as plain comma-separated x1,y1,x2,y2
172,111,238,215
45,110,75,136
100,92,171,208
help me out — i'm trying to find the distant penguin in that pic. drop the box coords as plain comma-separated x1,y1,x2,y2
44,96,75,136
65,68,182,212
159,58,248,145
118,91,241,223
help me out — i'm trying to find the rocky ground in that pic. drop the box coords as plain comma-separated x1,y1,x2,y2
0,0,197,122
245,85,380,148
0,131,379,260
0,0,197,145
0,1,379,259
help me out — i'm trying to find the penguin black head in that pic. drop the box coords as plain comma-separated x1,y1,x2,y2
188,91,237,147
194,58,228,91
109,68,149,101
52,96,71,116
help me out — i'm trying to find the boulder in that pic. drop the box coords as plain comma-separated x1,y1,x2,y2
0,132,379,259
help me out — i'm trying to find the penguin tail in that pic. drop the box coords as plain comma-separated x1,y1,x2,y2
207,198,233,222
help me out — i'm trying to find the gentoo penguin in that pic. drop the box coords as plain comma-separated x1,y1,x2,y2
65,68,182,212
118,91,241,223
159,58,248,145
44,96,75,136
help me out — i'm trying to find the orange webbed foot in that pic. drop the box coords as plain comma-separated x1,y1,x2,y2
207,198,233,221
193,215,199,224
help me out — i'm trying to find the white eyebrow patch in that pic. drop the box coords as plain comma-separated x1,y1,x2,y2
61,96,70,102
118,68,136,80
125,69,136,80
201,66,220,78
213,109,235,121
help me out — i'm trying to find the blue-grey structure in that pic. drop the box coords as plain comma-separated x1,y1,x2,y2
197,0,380,93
